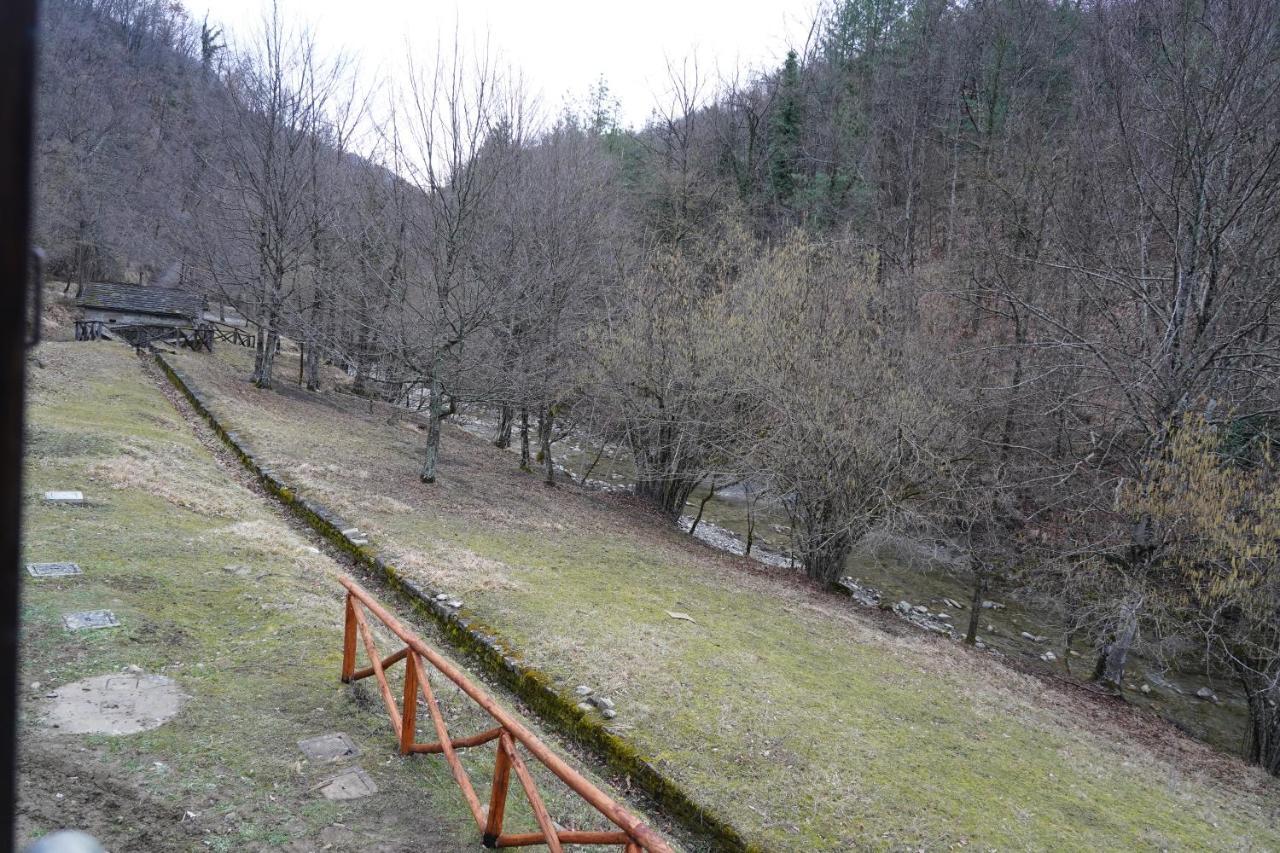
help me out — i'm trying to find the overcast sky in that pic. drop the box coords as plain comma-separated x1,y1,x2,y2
193,0,821,129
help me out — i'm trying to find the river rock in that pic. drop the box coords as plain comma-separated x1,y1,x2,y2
942,598,965,610
1020,631,1046,643
574,685,593,698
1040,651,1057,662
1195,686,1219,703
981,600,1006,610
591,696,615,712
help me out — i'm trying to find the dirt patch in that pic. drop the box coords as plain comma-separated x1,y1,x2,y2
17,743,201,850
42,672,187,735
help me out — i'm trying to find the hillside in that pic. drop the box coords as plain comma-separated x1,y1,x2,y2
159,343,1280,850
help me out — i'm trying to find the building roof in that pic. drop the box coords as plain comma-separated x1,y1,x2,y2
77,282,206,319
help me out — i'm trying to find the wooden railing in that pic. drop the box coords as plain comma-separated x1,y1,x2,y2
338,576,672,852
211,325,255,348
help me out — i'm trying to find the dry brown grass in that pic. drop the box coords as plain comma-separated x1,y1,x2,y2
87,443,248,519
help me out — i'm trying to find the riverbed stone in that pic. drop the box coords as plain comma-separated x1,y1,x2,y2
1195,686,1219,703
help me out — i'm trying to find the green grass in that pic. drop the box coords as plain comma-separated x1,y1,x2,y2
19,343,652,851
167,345,1280,851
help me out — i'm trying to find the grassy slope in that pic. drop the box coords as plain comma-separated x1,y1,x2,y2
19,342,654,851
170,346,1280,851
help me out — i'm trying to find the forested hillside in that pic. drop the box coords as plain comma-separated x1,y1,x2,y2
35,0,1280,781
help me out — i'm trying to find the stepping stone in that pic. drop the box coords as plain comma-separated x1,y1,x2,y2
298,732,359,763
317,767,377,801
43,491,85,506
63,610,120,631
27,562,82,579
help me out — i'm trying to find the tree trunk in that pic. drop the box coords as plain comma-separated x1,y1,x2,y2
965,565,988,645
419,369,443,483
493,403,513,448
801,534,853,586
1235,662,1280,777
1093,600,1140,692
252,321,279,389
304,339,321,391
540,404,555,487
634,473,698,520
519,406,531,472
688,477,717,536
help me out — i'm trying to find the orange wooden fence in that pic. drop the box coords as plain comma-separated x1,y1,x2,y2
338,576,673,852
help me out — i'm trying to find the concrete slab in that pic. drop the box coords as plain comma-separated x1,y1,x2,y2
43,673,186,735
298,732,359,763
43,491,85,505
27,562,83,579
318,767,377,801
62,610,120,631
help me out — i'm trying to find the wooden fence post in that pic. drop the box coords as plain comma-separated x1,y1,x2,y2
483,735,511,847
340,594,357,682
400,649,418,754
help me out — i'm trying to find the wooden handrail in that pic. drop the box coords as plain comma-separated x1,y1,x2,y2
337,575,673,852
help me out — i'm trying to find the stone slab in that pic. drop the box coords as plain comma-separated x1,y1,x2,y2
298,732,359,763
62,610,120,631
27,562,83,579
43,491,85,505
318,767,377,801
43,673,185,735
